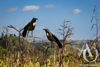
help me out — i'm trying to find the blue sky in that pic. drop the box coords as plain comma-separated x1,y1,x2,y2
0,0,100,40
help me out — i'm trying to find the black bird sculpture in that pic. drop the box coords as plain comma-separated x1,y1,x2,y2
22,18,38,37
44,29,62,48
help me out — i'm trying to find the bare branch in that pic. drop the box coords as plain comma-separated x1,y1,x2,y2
63,28,72,42
8,25,23,32
66,21,70,22
58,28,63,31
8,25,20,32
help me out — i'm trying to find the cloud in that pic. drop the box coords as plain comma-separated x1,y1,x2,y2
6,8,17,13
22,5,40,11
73,9,81,14
45,4,56,8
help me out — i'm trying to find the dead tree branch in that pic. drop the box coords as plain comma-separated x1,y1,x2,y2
58,20,73,67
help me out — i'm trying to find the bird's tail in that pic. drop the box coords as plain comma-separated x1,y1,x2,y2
52,35,62,48
22,30,27,37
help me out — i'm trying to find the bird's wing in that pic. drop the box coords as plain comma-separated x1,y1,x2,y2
52,34,62,48
24,22,31,29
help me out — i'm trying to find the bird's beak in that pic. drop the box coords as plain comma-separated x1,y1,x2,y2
43,29,45,30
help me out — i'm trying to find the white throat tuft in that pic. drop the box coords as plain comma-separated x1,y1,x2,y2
46,33,49,36
33,23,36,26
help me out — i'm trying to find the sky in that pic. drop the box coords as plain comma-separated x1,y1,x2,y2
0,0,100,40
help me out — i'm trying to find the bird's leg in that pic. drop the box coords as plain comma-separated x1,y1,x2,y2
31,31,35,42
51,42,53,48
31,31,33,37
27,31,29,37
